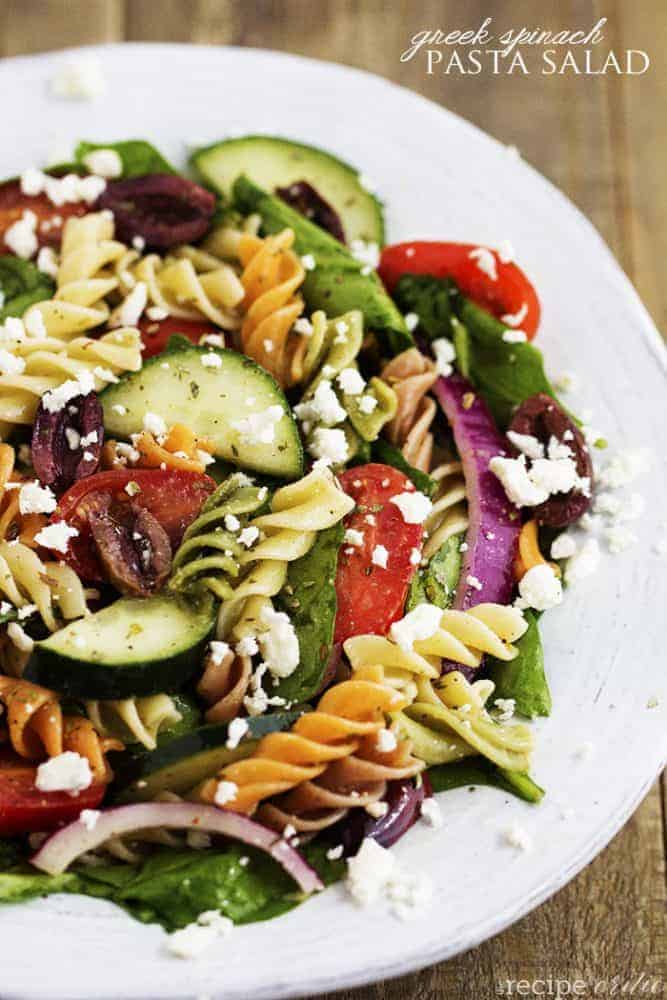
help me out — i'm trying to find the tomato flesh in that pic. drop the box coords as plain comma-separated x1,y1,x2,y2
0,179,87,253
0,752,106,836
379,241,541,339
334,464,424,643
54,468,216,581
138,316,223,359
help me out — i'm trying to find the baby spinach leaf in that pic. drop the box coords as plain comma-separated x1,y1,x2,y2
453,297,555,428
428,756,544,803
392,273,457,341
371,438,437,497
0,869,82,904
486,610,552,718
0,257,54,321
407,533,463,611
75,140,176,178
275,522,344,703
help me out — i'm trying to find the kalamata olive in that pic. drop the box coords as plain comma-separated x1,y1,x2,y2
84,493,172,596
275,180,346,243
32,392,103,492
509,393,593,527
333,774,432,856
95,175,216,252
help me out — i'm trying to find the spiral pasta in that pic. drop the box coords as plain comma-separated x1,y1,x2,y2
381,348,438,472
0,445,47,547
514,519,559,581
0,540,89,632
423,460,469,560
395,671,534,773
84,694,182,751
197,646,253,724
199,664,422,817
103,423,215,475
0,675,122,782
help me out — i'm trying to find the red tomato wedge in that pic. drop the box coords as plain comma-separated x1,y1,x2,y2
0,752,106,836
138,316,223,359
53,468,215,580
334,464,425,644
0,179,87,253
379,241,541,339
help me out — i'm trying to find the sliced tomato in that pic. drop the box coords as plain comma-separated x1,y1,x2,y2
54,468,216,580
0,752,106,836
334,464,425,644
379,241,541,339
0,179,87,253
138,316,223,359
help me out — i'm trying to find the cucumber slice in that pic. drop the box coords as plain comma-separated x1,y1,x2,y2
112,712,302,802
191,135,384,245
26,593,216,699
100,343,303,480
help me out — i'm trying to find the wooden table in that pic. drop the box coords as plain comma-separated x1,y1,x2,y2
1,2,665,995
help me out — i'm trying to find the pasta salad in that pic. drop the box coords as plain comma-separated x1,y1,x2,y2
0,136,599,949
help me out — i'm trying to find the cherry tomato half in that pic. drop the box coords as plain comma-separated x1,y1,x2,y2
138,316,224,359
0,179,87,254
0,752,106,836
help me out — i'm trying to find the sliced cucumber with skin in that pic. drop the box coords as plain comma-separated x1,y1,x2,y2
26,593,216,699
191,135,384,245
112,712,302,802
100,343,303,480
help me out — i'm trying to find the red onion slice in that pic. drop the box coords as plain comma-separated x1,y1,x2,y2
31,802,323,894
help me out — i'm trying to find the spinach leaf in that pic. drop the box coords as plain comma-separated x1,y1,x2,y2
75,140,176,178
428,757,544,803
275,522,343,702
453,298,555,428
0,257,54,321
486,610,551,718
0,869,82,904
407,533,463,611
371,438,437,497
392,273,457,341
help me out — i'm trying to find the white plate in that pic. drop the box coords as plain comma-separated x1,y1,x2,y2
0,43,665,1000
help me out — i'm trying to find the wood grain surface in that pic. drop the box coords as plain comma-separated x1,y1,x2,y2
1,2,665,997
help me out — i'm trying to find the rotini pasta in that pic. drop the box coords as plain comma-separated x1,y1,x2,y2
197,646,253,723
0,675,122,781
102,423,215,475
0,540,89,632
0,444,47,547
422,460,469,560
514,519,559,580
199,664,422,818
84,694,182,751
381,348,438,472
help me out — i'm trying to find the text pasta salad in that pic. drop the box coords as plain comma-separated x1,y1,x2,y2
0,135,607,951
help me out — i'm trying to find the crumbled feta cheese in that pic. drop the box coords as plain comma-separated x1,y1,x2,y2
293,317,313,337
24,309,47,339
79,809,100,831
115,282,148,327
17,603,37,621
358,395,377,414
225,717,249,750
18,481,57,515
51,56,107,100
224,513,241,533
142,412,167,439
308,427,348,466
389,491,432,524
300,253,316,271
257,604,299,679
404,312,419,332
33,521,79,554
310,380,347,426
131,235,146,252
42,372,95,413
493,697,516,722
236,636,259,658
166,910,233,959
7,622,34,652
146,306,169,322
0,349,26,375
92,366,118,384
36,246,59,278
4,210,38,258
469,246,497,281
564,538,600,586
507,431,544,460
409,547,421,566
82,148,123,179
344,528,364,547
501,303,528,328
420,799,443,828
502,330,527,344
605,525,638,554
238,526,259,548
366,801,389,819
466,574,483,592
550,534,577,560
371,544,388,568
124,480,141,497
111,403,127,416
598,448,651,489
376,729,398,753
390,603,442,651
346,838,396,905
517,564,562,611
497,240,515,263
208,641,230,666
232,405,284,446
114,442,140,465
326,845,344,861
35,752,92,795
489,454,544,507
214,780,238,806
502,823,532,851
432,338,456,377
350,239,380,269
201,352,222,369
337,367,365,396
